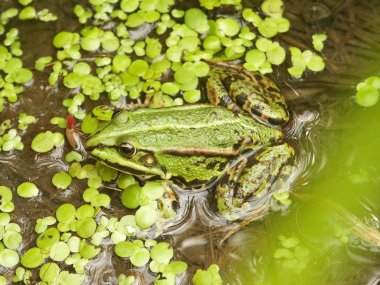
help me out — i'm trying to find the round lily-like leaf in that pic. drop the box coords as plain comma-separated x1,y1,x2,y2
161,260,188,275
36,227,60,249
17,182,39,198
151,242,173,263
76,217,96,239
0,248,19,268
52,172,72,190
39,262,60,283
56,204,76,224
79,241,100,259
31,131,55,153
135,204,157,229
0,213,10,226
0,186,13,203
121,184,142,209
184,8,209,34
3,230,22,249
50,241,70,261
115,241,140,258
21,247,45,268
356,86,379,107
130,248,150,267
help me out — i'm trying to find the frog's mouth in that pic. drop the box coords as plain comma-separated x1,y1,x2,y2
89,147,167,179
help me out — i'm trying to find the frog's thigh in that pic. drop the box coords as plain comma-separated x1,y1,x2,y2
206,73,240,112
216,143,294,215
230,79,289,125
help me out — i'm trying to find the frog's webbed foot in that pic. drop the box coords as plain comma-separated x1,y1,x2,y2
116,96,151,111
206,62,289,125
216,143,294,217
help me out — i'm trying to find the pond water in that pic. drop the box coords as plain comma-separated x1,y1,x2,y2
1,0,380,284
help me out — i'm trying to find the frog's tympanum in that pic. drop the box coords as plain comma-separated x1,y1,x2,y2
85,63,294,216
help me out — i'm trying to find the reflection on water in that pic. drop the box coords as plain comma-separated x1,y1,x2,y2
216,98,380,285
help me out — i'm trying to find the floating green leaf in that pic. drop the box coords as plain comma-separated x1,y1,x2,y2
50,241,70,261
355,86,379,107
21,247,45,268
3,230,22,249
36,227,60,249
0,248,19,268
135,204,157,229
76,217,96,239
17,182,39,198
56,204,76,224
39,262,60,283
151,242,173,264
192,264,223,285
52,172,72,190
121,184,142,209
184,8,209,34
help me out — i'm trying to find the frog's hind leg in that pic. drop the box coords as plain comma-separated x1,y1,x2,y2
206,63,289,125
205,67,241,113
215,143,294,216
229,73,289,126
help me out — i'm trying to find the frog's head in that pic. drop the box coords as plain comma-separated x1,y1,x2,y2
85,111,167,179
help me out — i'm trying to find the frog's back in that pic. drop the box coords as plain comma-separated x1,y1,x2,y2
120,104,282,155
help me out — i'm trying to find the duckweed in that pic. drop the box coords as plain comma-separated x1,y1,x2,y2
39,263,60,283
121,184,141,209
76,218,97,239
135,204,157,229
52,172,72,190
65,151,83,163
4,229,22,250
18,0,33,5
312,33,327,52
18,112,36,130
118,274,135,285
36,228,60,250
18,7,36,21
31,131,64,153
0,0,332,283
0,185,14,213
355,86,379,107
34,216,57,234
0,127,24,152
0,249,19,268
49,241,70,262
21,247,45,269
192,264,223,285
273,235,310,273
16,182,39,198
288,47,325,77
355,76,380,107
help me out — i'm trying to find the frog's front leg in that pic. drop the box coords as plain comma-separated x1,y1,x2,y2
206,63,289,125
216,143,294,216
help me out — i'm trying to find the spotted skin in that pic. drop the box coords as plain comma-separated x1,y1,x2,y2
206,62,289,125
86,62,294,217
216,144,294,215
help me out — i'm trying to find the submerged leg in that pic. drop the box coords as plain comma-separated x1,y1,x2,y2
216,143,294,216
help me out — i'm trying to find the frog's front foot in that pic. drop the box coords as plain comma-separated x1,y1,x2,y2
216,143,294,217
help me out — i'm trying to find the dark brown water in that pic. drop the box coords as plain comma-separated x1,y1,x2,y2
1,0,380,284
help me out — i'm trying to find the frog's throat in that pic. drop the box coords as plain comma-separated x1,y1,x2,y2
89,148,167,179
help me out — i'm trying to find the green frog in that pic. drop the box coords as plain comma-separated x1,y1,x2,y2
85,62,294,216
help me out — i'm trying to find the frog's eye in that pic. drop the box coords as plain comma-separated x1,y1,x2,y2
140,154,157,167
119,143,136,157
